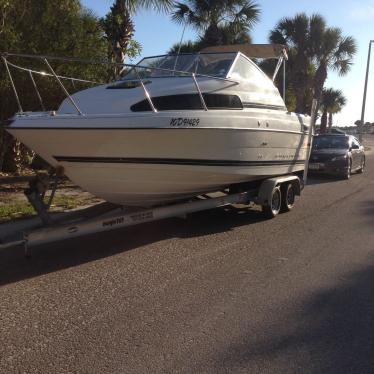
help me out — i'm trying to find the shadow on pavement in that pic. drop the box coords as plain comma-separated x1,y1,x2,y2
0,205,265,287
306,174,342,185
361,200,374,217
220,264,374,373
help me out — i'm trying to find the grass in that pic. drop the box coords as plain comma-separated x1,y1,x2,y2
50,195,85,210
0,199,36,221
0,193,96,223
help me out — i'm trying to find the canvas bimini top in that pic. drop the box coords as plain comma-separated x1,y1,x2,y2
200,44,288,60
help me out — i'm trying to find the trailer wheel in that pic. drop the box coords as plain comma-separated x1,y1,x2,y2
262,186,281,218
281,183,295,212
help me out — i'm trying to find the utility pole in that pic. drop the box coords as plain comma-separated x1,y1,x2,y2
359,40,373,142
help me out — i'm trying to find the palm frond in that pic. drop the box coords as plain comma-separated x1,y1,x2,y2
124,0,174,13
292,13,310,46
309,13,326,56
269,28,287,45
321,87,347,113
231,1,260,30
335,36,357,58
171,2,192,24
171,0,260,43
334,58,353,76
322,27,341,59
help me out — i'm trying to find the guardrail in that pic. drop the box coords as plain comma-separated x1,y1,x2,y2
1,52,239,116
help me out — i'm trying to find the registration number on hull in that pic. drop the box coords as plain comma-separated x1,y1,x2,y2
170,118,200,127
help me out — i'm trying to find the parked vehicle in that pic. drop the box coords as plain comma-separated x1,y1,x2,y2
309,134,365,179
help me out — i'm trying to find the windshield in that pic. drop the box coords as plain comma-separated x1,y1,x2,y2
122,53,236,80
313,136,349,150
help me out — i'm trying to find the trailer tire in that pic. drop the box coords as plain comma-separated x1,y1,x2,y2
281,183,295,212
262,186,281,219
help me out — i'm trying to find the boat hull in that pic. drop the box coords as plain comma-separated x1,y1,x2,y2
53,160,305,206
7,111,309,206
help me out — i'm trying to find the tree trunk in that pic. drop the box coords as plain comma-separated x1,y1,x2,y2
13,140,22,174
115,4,134,78
320,109,328,134
294,85,305,114
292,55,309,114
0,127,7,171
106,1,135,81
328,112,333,133
313,63,328,106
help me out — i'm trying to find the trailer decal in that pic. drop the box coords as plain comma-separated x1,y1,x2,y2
130,211,154,222
102,217,125,227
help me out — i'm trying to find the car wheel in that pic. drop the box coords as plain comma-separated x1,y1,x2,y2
262,186,282,219
357,157,365,174
342,159,352,180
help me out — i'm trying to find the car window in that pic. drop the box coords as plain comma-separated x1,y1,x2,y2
351,138,360,149
313,136,349,149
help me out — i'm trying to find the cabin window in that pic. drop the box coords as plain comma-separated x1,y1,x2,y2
131,94,243,111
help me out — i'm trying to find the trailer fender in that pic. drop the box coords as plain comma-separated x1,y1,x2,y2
254,175,301,207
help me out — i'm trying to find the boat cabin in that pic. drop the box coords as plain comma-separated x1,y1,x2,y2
59,44,288,114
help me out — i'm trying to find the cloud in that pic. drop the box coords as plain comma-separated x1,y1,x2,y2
350,4,374,21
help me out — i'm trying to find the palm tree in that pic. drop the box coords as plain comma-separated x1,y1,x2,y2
171,0,260,49
101,0,173,79
269,13,356,115
320,88,347,133
269,13,323,114
312,26,356,104
168,40,200,54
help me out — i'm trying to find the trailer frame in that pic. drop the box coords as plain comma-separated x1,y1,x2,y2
0,174,302,257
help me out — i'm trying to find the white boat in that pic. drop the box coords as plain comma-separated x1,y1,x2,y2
4,45,310,207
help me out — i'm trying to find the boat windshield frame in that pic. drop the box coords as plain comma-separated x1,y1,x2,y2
121,52,238,81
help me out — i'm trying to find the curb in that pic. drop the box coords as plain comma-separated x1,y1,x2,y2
0,176,34,184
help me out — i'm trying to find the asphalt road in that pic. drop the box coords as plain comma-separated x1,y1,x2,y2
1,137,373,374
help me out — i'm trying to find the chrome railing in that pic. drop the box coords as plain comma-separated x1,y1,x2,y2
1,52,239,116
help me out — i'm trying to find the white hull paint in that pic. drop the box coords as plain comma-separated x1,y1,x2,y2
8,110,308,206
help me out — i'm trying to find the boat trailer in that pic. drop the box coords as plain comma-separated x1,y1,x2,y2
0,44,318,256
0,174,302,257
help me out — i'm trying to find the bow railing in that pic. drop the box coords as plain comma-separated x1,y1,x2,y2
1,52,239,116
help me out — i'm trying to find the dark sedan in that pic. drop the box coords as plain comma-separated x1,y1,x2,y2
309,134,365,179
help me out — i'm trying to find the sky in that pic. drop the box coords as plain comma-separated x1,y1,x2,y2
82,0,374,126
